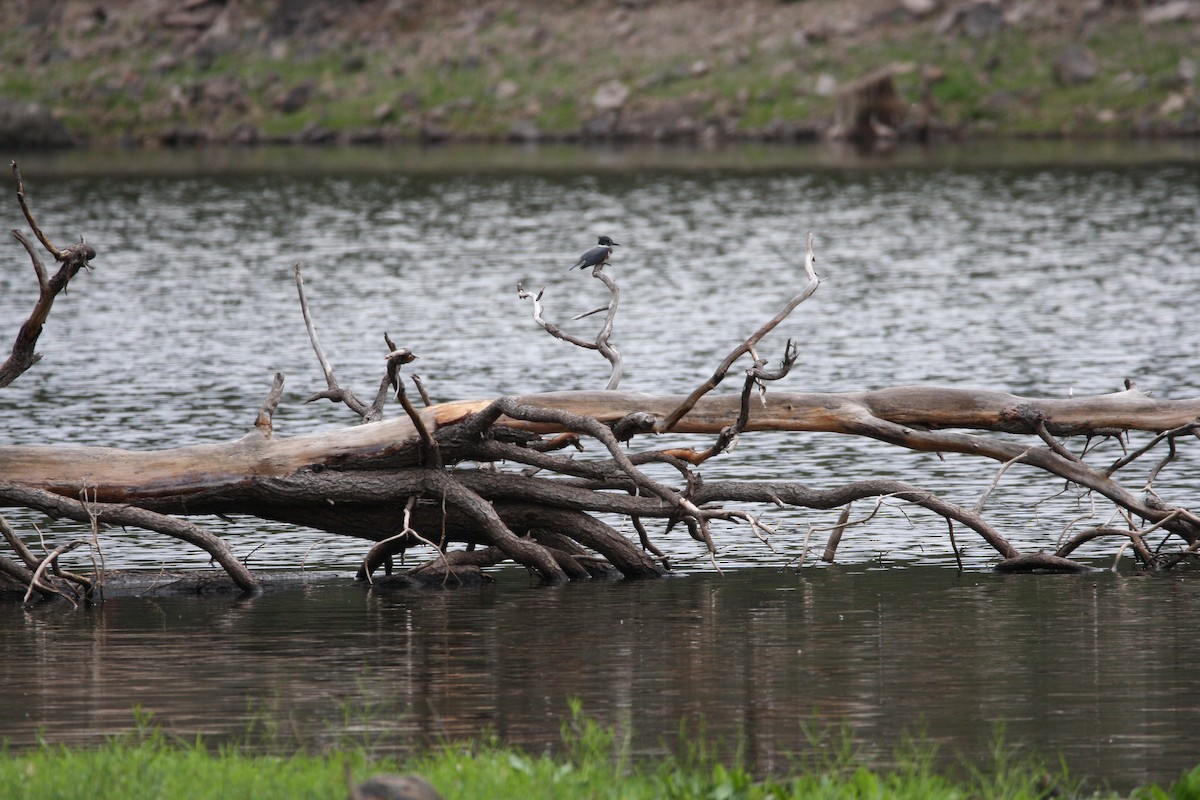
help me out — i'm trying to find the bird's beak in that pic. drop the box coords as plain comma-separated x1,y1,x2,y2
612,242,621,247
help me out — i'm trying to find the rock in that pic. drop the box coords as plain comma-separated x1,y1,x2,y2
352,774,442,800
274,80,317,113
814,73,838,97
0,97,74,149
962,2,1005,37
494,79,519,101
199,75,247,110
1179,57,1197,85
346,128,385,145
227,122,262,145
591,79,630,112
1160,93,1186,116
583,109,620,138
299,122,337,145
1053,44,1098,86
373,103,395,123
508,118,541,142
158,126,208,147
1142,1,1197,25
901,0,939,17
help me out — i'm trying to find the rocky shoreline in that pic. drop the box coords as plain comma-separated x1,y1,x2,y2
1,1,1198,150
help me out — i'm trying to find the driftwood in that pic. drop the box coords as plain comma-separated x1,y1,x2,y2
3,168,1200,602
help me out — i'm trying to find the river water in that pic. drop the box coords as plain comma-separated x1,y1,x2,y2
1,142,1199,788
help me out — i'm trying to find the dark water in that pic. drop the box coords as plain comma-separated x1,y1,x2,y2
3,567,1199,791
2,143,1200,787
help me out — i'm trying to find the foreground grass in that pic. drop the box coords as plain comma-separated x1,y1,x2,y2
4,713,1200,800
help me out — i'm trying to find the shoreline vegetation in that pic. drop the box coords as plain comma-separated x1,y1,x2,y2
3,707,1199,800
1,1,1198,152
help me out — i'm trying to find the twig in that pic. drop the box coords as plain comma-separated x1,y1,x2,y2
358,496,454,583
294,262,370,418
790,524,816,570
411,374,432,406
674,339,799,464
23,540,88,605
1105,422,1199,476
1034,421,1081,463
947,518,963,571
659,232,819,432
973,446,1036,514
12,161,59,258
482,398,715,551
589,268,623,389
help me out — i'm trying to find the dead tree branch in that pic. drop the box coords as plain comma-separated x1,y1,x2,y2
0,163,96,388
0,480,259,594
519,263,623,389
658,231,818,432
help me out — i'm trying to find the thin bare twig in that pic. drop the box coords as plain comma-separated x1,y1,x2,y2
294,262,371,418
1105,422,1199,476
23,540,88,605
973,446,1037,514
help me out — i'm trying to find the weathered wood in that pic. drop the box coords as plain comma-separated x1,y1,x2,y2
1,387,1195,499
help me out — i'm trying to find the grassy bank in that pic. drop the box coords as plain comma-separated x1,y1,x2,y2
0,1,1195,147
3,711,1200,799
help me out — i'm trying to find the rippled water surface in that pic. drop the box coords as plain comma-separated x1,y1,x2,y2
2,143,1199,787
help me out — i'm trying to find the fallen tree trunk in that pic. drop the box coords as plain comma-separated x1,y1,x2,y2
4,170,1200,600
4,387,1195,496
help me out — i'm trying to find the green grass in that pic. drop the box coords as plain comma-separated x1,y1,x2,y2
2,702,1197,799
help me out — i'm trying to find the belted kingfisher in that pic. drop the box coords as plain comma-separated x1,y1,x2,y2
569,235,620,271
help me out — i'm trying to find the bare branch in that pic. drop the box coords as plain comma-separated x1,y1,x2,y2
23,540,88,605
11,161,59,258
518,272,623,389
1,167,96,388
0,480,259,593
822,504,853,562
295,262,371,418
659,232,819,432
384,333,438,468
254,373,286,437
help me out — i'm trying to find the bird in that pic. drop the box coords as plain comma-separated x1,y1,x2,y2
569,235,620,271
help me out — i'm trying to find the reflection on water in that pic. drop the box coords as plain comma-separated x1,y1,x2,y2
3,566,1198,791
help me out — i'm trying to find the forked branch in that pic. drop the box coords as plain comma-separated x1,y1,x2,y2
0,163,96,388
658,231,819,432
